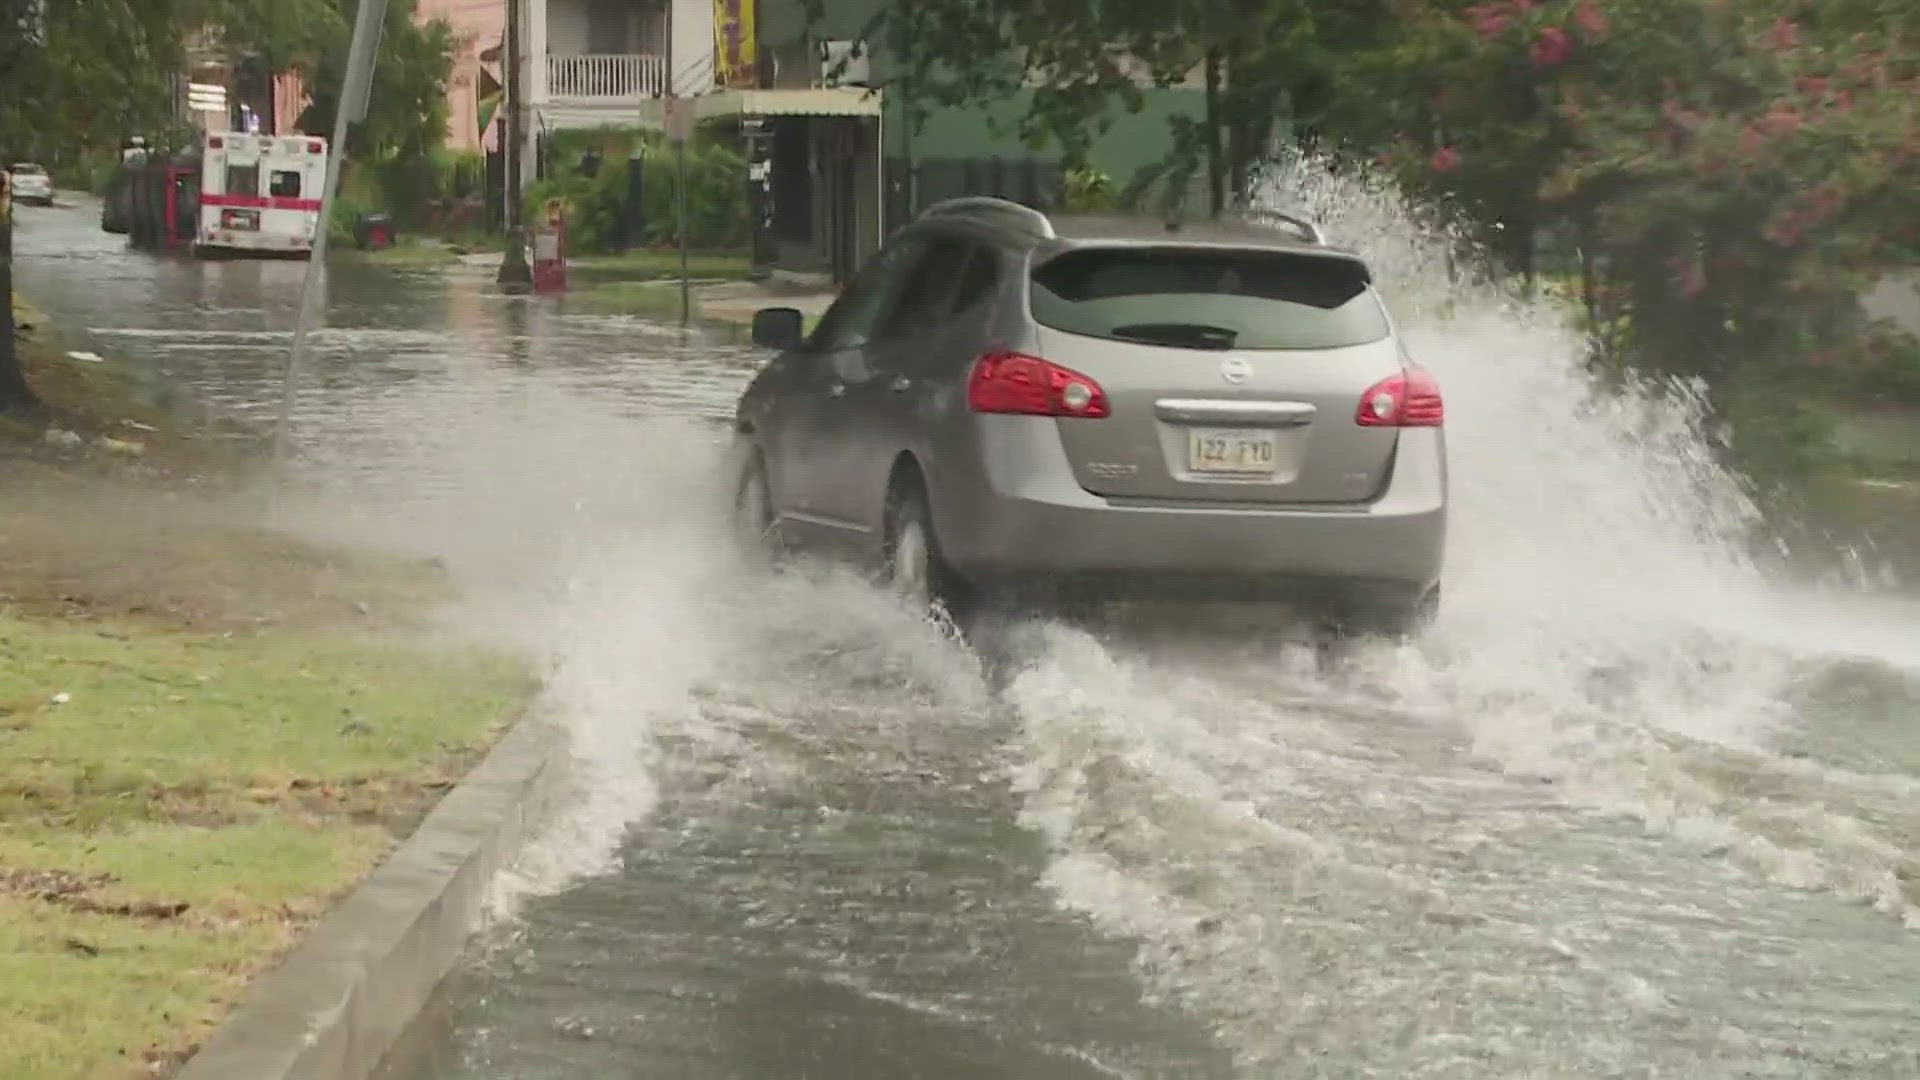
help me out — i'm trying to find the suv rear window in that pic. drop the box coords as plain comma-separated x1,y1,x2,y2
1029,247,1389,351
11,164,45,175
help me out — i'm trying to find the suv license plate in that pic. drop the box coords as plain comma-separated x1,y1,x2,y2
221,209,259,230
1188,428,1278,475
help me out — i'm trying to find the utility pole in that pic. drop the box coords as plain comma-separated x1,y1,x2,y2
271,0,389,469
495,0,533,293
664,0,690,325
677,120,690,326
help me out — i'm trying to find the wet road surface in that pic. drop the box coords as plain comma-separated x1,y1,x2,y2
13,196,1920,1077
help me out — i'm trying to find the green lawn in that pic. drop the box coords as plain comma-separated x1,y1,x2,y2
353,238,465,268
0,616,534,1078
568,249,751,283
0,306,538,1078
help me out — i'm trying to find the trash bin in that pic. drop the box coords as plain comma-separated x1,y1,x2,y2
354,212,396,250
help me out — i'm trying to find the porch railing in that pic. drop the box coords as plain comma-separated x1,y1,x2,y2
547,53,669,100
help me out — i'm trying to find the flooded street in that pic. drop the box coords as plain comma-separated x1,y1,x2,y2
13,195,1920,1076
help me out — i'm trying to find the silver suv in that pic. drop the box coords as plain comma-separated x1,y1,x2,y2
731,198,1447,636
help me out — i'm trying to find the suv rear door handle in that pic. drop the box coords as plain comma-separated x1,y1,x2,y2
889,376,911,393
827,380,846,398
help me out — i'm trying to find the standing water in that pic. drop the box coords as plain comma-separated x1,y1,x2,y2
15,194,1916,1076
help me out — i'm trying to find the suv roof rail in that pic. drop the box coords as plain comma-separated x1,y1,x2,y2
919,196,1056,238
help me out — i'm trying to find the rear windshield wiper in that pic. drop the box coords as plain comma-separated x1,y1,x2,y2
1110,323,1239,350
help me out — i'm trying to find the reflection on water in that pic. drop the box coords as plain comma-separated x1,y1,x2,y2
12,200,761,502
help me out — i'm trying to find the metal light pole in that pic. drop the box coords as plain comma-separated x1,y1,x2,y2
270,0,389,472
495,0,533,292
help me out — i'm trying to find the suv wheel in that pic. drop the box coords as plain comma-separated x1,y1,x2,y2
1332,584,1440,641
884,484,970,624
733,451,781,565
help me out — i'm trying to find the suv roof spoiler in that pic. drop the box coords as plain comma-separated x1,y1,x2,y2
1251,211,1326,245
918,196,1330,247
919,196,1056,238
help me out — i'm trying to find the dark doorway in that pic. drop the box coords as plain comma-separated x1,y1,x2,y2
770,117,811,244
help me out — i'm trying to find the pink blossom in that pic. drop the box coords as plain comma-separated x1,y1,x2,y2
1572,0,1609,41
1531,26,1574,69
1466,3,1512,40
1760,103,1802,137
1431,146,1461,173
1764,211,1805,247
1680,263,1707,297
1768,18,1801,51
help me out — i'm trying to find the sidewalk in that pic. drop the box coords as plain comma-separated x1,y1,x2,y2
694,278,836,326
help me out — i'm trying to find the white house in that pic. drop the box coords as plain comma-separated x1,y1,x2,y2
517,0,887,282
532,0,712,131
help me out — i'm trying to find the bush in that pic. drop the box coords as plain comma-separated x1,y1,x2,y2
526,135,749,254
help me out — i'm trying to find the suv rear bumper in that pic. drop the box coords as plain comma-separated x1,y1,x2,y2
936,426,1446,599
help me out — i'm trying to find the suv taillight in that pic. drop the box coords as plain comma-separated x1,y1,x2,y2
1356,368,1443,427
967,351,1110,418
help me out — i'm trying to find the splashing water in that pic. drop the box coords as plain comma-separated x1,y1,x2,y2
993,163,1920,1074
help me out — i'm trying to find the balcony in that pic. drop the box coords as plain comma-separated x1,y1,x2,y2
546,53,668,104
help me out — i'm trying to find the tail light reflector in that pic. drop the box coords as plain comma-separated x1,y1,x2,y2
308,140,324,154
1356,368,1443,427
967,351,1110,418
207,136,224,149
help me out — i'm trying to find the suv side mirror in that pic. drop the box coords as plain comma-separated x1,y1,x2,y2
751,307,806,351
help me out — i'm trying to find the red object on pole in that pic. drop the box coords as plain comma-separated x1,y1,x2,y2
530,198,568,294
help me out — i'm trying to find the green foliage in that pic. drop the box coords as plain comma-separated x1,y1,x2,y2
1365,0,1920,423
365,150,486,228
0,0,185,164
841,0,1397,207
1063,168,1118,211
294,0,455,157
526,136,751,255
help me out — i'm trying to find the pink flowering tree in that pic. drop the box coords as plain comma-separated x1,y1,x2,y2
1349,0,1920,470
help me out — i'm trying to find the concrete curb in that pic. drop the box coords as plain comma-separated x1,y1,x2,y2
173,715,562,1080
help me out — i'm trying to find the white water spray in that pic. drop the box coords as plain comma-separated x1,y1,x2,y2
998,162,1920,1074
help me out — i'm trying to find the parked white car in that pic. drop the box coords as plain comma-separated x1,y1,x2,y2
6,163,55,206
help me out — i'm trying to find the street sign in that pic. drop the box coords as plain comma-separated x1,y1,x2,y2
663,96,695,144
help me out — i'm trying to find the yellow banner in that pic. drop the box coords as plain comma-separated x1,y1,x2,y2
713,0,756,89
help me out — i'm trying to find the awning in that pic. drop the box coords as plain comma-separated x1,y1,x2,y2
633,87,882,127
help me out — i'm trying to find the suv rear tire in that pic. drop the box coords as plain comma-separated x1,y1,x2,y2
1332,584,1440,640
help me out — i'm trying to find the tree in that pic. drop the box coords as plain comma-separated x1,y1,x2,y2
196,0,453,158
1,0,189,414
829,0,1397,216
1361,0,1920,468
297,0,454,158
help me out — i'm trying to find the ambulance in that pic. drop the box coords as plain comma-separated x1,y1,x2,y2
195,130,327,258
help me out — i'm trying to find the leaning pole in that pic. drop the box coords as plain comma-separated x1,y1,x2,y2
270,0,390,476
